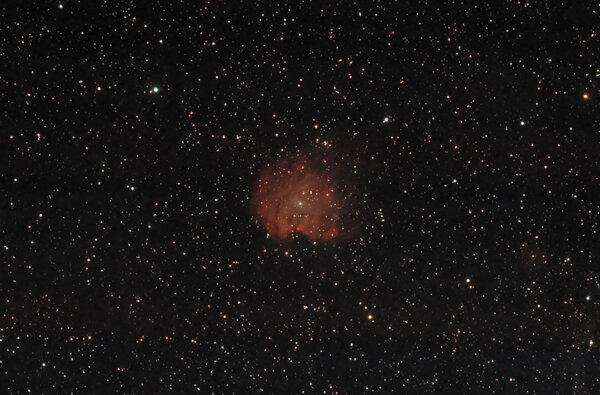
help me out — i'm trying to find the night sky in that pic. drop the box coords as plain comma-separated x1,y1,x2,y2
2,1,600,393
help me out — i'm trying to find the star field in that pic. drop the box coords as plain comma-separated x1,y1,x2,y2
1,1,600,393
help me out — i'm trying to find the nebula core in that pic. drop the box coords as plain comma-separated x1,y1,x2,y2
251,149,360,243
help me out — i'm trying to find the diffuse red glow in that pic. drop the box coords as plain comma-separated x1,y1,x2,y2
251,149,359,243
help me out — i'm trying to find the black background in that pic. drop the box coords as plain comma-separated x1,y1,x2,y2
1,0,599,393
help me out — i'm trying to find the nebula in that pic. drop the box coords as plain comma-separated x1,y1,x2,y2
251,148,361,243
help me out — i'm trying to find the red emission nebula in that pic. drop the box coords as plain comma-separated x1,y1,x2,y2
251,149,361,243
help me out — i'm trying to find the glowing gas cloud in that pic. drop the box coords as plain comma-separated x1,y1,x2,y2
251,147,362,243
